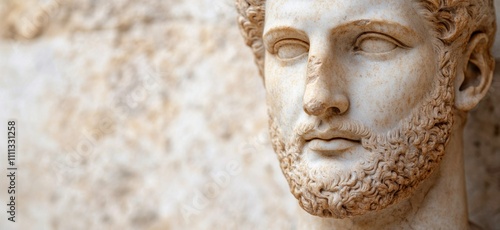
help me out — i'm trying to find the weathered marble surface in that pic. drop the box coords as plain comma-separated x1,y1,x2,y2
0,0,498,229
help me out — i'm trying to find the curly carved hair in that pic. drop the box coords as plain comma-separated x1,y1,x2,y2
235,0,496,79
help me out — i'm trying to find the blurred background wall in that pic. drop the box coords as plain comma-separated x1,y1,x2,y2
0,0,499,229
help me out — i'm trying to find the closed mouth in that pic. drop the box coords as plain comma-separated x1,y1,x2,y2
304,132,362,155
303,130,362,143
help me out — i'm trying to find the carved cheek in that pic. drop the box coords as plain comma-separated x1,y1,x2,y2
348,46,436,131
385,48,436,123
265,53,307,136
398,47,437,109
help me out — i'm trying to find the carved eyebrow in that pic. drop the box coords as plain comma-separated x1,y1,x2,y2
263,20,422,45
263,27,309,50
331,20,423,44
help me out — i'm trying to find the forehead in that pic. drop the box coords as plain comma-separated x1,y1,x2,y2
264,0,429,37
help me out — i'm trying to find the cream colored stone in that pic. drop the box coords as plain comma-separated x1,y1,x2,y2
0,0,498,229
238,0,496,229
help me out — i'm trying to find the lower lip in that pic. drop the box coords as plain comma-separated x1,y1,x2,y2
307,138,360,154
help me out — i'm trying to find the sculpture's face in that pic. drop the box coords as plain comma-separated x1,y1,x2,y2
264,0,439,139
264,0,455,218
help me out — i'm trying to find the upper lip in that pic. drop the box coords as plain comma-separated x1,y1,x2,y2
303,129,362,142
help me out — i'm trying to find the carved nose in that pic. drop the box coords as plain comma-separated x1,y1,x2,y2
303,56,349,117
303,88,349,116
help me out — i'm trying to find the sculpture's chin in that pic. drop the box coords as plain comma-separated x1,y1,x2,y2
268,71,455,218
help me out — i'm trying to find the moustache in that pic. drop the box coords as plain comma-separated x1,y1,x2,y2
295,119,373,141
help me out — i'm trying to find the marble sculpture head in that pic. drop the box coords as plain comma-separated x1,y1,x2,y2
236,0,496,218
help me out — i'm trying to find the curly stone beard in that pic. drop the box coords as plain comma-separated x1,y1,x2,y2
268,52,455,218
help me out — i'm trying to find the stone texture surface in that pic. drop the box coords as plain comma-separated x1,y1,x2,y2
0,0,498,229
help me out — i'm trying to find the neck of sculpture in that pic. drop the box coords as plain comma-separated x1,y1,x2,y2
297,116,469,230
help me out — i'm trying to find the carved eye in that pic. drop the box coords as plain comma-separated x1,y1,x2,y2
355,33,403,54
274,39,309,60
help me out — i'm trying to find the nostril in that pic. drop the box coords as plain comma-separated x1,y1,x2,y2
332,107,341,114
331,94,349,115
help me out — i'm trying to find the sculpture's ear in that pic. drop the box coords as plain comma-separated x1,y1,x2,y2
454,33,494,111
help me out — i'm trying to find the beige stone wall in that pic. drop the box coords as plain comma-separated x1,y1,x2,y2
0,0,498,229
